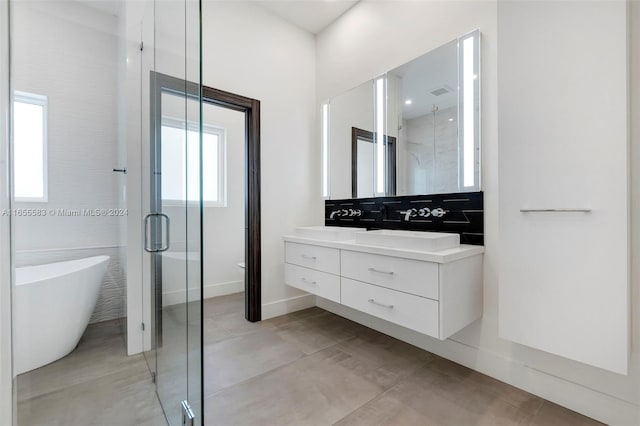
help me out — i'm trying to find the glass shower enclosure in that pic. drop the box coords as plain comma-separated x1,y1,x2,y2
4,0,204,424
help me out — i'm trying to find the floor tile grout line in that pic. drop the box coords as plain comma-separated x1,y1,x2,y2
17,335,148,402
203,349,311,401
203,332,361,401
323,332,440,425
202,309,359,400
526,400,546,426
330,368,424,426
19,298,604,426
424,359,546,414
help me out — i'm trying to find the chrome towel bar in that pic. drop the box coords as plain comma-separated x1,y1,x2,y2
520,208,592,213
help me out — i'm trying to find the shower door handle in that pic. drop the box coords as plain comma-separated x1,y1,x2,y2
144,213,170,253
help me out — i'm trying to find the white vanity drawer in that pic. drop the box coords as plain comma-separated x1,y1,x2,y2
285,264,340,303
340,250,439,300
341,278,439,338
285,242,340,275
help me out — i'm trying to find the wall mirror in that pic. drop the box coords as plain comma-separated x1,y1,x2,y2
322,30,481,199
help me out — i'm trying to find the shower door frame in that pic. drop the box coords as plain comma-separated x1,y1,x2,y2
0,0,14,423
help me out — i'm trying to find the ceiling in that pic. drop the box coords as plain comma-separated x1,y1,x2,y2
257,1,359,34
75,1,358,34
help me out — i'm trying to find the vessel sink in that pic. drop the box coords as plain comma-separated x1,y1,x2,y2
294,226,363,241
354,229,460,251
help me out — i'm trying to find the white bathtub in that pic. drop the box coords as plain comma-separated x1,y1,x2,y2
14,255,110,375
160,251,244,305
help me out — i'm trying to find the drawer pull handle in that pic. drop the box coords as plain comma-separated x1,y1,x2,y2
368,267,394,276
301,254,317,260
368,299,394,309
301,277,317,285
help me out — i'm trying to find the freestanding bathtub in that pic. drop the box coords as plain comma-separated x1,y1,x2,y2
14,255,110,375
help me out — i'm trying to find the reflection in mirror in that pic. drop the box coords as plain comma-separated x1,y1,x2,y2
394,30,480,195
392,38,459,195
325,30,481,199
352,127,396,198
328,81,374,199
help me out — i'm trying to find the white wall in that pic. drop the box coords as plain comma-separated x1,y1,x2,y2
316,1,639,424
202,1,319,317
11,2,121,250
10,1,126,323
202,104,245,296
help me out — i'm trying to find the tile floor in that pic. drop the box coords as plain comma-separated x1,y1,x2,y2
17,293,604,426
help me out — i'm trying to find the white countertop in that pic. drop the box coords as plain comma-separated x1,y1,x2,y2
283,235,484,264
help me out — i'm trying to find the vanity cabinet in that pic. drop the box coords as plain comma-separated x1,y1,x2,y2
341,250,439,299
284,242,341,303
285,264,340,303
498,1,628,374
341,278,440,337
284,240,483,340
285,242,340,275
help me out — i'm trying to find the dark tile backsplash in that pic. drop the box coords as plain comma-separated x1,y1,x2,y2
325,192,484,245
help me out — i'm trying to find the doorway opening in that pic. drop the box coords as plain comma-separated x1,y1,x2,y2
202,84,262,323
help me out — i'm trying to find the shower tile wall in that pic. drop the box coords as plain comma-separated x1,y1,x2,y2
402,105,458,195
11,2,126,325
15,248,126,324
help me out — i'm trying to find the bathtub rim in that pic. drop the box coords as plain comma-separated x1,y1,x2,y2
15,255,110,286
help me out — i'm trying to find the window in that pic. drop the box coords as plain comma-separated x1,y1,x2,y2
161,119,227,207
13,91,47,202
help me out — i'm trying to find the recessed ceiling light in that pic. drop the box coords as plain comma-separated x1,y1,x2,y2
448,118,454,122
405,99,412,105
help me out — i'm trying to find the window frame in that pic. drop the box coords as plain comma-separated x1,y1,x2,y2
160,116,227,207
13,90,48,203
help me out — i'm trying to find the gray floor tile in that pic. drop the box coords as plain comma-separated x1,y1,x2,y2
426,357,544,416
529,401,605,426
334,391,442,426
333,329,437,389
18,360,163,426
18,319,143,402
272,310,361,355
340,372,535,426
204,346,385,426
15,292,604,426
204,327,305,397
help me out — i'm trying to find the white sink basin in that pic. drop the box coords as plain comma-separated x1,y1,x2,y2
294,226,363,241
354,229,460,252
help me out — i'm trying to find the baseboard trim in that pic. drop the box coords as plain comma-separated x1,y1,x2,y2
316,298,640,426
261,294,316,320
203,280,244,299
163,280,244,306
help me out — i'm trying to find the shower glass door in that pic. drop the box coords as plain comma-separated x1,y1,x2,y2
148,1,203,424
